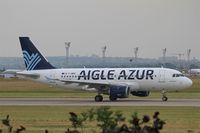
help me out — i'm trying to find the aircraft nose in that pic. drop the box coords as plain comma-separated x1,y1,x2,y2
186,78,193,88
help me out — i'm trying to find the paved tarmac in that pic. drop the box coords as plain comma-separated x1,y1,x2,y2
0,98,199,107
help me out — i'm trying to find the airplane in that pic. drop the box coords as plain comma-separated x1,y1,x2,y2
189,69,200,76
16,37,192,102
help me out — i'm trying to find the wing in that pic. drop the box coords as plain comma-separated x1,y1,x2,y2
57,79,139,91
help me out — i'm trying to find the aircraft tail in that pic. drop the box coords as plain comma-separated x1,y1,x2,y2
19,37,55,71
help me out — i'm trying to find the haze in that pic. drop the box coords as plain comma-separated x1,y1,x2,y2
0,0,200,59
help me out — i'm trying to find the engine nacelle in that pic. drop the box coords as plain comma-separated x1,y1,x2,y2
109,85,130,98
131,91,150,97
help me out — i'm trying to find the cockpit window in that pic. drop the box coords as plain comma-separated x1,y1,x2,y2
172,74,184,77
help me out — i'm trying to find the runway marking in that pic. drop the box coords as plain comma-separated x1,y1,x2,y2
0,98,199,107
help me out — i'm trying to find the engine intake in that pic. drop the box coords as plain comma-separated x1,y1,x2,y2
131,91,150,97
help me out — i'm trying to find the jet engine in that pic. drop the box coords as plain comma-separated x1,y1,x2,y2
130,91,150,97
109,85,130,99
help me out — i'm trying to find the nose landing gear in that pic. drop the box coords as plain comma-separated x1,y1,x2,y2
162,90,168,101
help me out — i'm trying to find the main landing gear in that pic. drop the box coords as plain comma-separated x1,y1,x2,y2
95,95,103,102
109,96,117,101
94,95,118,102
161,90,168,101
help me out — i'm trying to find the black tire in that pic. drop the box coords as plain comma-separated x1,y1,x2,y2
109,96,117,101
95,95,103,102
162,96,168,101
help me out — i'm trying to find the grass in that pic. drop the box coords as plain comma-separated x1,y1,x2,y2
0,78,200,133
0,77,200,99
0,106,199,133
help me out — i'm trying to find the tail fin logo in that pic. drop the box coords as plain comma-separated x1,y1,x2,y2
22,50,42,70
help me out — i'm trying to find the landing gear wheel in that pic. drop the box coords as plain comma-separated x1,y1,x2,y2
95,95,103,102
109,96,117,101
161,90,168,102
162,96,168,101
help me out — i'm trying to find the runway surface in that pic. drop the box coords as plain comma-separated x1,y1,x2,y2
0,98,199,107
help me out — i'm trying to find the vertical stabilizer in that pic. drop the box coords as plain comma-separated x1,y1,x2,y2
19,37,55,71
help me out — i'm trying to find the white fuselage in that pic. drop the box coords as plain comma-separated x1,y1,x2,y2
18,67,192,92
190,69,200,76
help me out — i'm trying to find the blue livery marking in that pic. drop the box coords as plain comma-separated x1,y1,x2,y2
22,50,41,70
76,69,154,80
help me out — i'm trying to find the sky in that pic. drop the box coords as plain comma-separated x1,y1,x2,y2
0,0,200,59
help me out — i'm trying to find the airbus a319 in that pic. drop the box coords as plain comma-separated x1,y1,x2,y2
16,37,192,102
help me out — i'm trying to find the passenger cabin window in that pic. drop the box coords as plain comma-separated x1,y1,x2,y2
61,72,77,79
172,74,184,77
